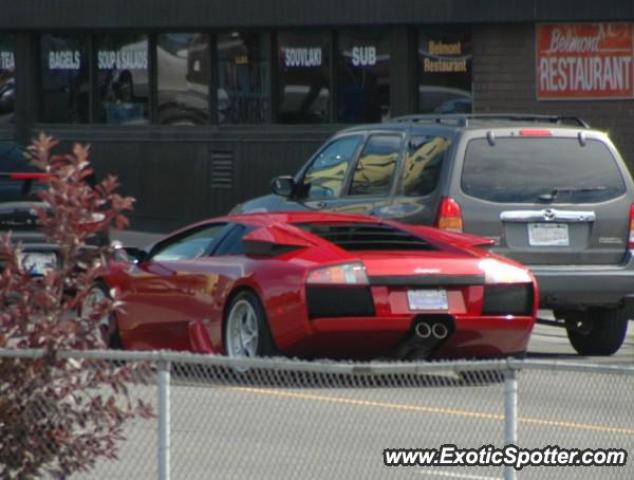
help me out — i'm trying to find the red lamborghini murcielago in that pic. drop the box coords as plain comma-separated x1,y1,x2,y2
91,212,538,360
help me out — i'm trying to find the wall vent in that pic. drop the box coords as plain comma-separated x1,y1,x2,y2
210,151,233,189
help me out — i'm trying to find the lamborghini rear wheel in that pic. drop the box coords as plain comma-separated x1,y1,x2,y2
224,290,276,358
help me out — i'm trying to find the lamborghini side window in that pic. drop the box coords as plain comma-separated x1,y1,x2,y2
302,135,362,200
213,224,255,256
151,223,229,261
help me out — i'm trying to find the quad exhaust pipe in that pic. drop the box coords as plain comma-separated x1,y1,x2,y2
414,322,432,339
414,321,449,340
431,322,449,339
394,316,453,360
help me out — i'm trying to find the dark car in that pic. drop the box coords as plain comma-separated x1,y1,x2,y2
0,141,106,274
233,114,634,356
0,141,57,274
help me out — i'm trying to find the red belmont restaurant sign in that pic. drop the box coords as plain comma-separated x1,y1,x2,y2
536,23,634,100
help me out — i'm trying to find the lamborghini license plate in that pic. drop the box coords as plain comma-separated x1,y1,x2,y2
407,289,448,311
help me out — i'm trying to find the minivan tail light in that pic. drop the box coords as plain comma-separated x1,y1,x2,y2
519,129,552,137
629,204,634,251
436,197,463,232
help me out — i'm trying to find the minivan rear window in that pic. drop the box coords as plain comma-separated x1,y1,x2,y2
461,138,626,203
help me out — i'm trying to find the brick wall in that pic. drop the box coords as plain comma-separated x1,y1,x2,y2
473,23,634,171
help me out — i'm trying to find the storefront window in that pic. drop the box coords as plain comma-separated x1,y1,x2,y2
418,27,472,114
336,30,390,123
277,31,330,123
157,33,209,125
0,35,14,124
40,34,89,123
218,32,269,124
97,34,149,124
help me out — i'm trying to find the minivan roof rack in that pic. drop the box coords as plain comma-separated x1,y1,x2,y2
391,114,590,129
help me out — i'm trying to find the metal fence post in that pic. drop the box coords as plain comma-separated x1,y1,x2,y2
504,364,518,480
158,360,171,480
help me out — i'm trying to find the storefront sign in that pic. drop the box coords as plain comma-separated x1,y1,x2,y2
98,49,148,70
422,39,467,73
351,46,376,66
48,50,81,70
234,55,248,65
0,51,14,70
536,23,634,99
283,47,322,68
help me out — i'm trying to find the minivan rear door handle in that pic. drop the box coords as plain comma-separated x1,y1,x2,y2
500,209,596,223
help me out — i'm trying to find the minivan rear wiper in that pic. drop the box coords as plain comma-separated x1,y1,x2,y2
538,186,607,202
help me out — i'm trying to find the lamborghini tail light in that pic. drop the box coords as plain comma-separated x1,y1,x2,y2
306,262,369,285
479,258,532,284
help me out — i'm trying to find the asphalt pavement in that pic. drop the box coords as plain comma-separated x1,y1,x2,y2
78,349,634,480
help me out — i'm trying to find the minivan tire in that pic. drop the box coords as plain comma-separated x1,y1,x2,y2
565,307,629,356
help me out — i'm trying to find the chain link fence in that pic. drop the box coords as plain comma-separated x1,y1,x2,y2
0,349,632,480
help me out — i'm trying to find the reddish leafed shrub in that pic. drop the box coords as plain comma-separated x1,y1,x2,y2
0,133,152,478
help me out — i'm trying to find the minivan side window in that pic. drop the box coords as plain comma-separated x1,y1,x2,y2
349,134,401,196
303,135,362,199
402,135,450,197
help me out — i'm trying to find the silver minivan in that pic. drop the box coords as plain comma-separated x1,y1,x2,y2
234,114,634,356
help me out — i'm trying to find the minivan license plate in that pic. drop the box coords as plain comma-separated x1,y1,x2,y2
528,223,569,246
407,289,448,311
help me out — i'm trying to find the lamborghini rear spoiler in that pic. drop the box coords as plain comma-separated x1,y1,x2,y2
435,230,497,249
402,224,496,249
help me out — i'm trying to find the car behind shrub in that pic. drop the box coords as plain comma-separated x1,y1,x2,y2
0,140,106,274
